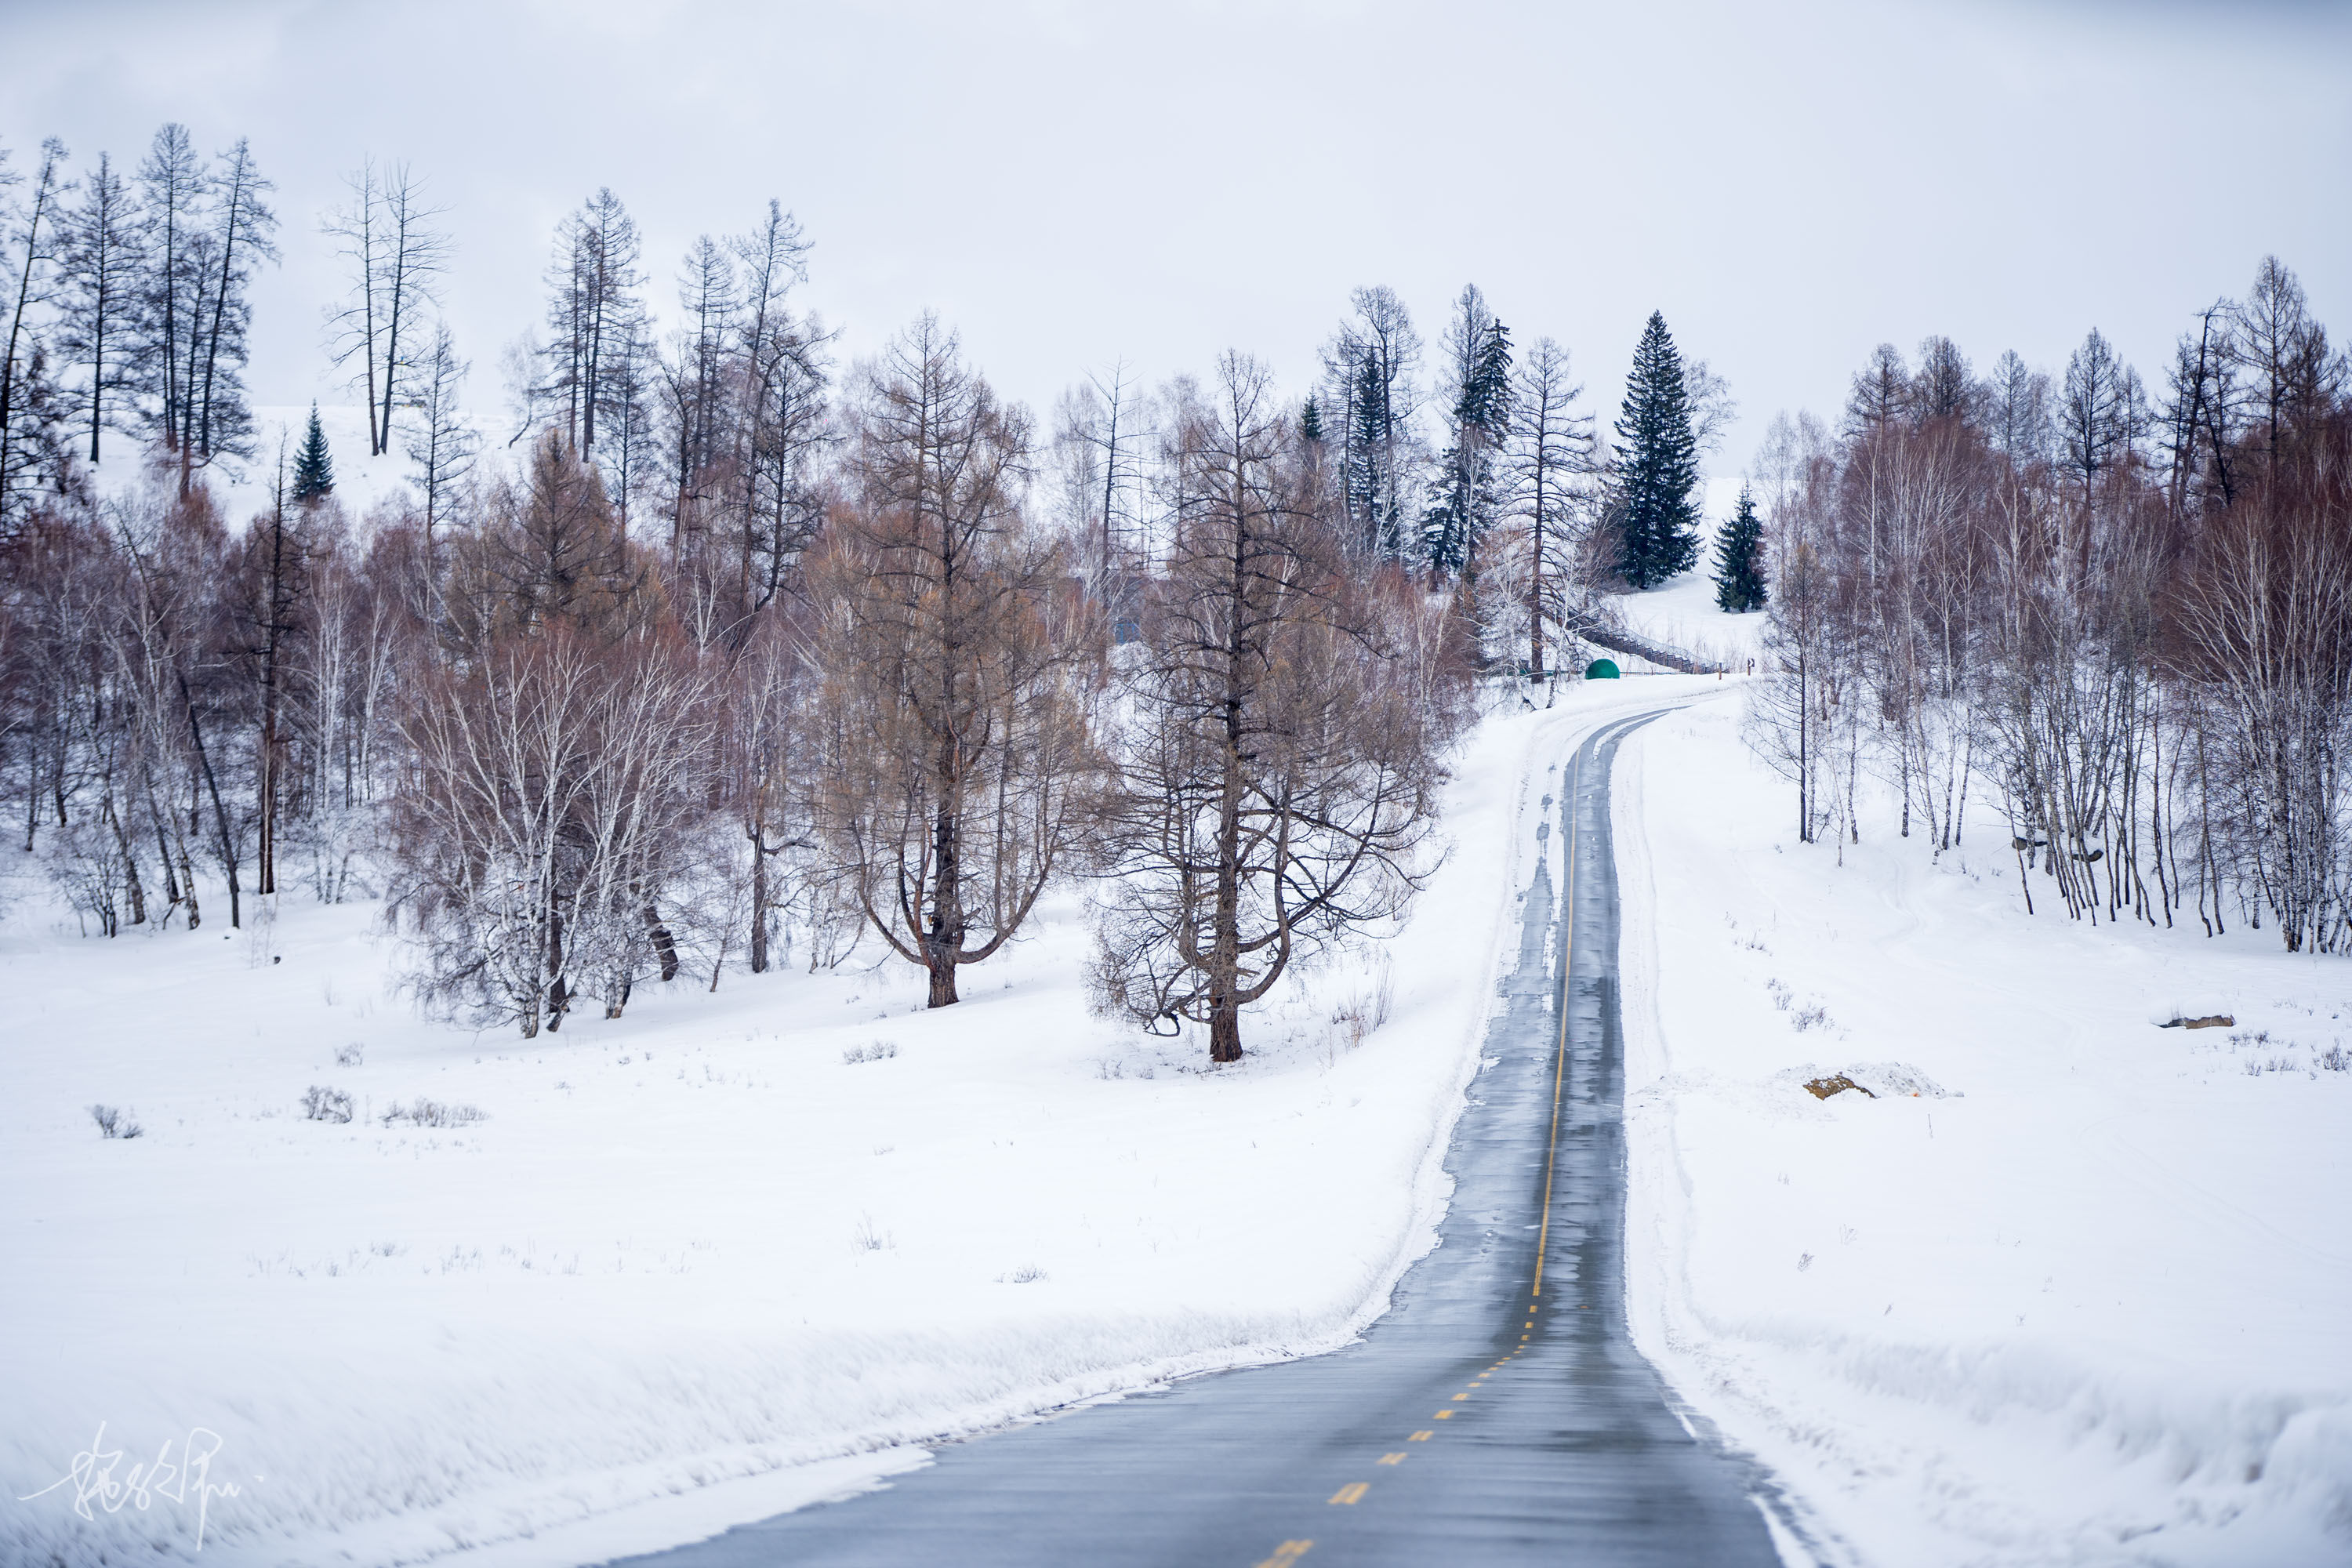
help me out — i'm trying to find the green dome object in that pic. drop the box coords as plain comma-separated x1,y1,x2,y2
1585,658,1621,680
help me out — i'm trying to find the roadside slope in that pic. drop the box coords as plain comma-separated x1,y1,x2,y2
1615,695,2352,1566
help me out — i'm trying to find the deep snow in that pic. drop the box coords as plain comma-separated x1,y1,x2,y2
0,665,1713,1566
1617,696,2352,1566
11,440,2347,1566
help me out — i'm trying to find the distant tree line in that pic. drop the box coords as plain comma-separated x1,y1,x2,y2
16,130,1728,1058
1748,257,2352,953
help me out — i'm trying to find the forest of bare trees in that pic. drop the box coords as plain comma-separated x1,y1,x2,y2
27,120,2335,1054
1748,258,2352,953
0,128,1546,1058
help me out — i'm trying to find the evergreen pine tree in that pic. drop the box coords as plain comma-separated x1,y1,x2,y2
1422,306,1515,578
292,402,335,503
1300,394,1324,443
1346,354,1396,555
1711,483,1768,612
1612,311,1700,589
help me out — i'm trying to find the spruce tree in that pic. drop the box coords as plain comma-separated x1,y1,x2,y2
1712,483,1768,612
1346,354,1397,555
1612,311,1700,589
1422,304,1514,578
1300,394,1324,443
292,403,335,503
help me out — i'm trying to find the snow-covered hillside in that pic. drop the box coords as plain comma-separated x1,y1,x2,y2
83,404,503,527
1619,699,2352,1566
1602,476,1771,674
0,683,1711,1568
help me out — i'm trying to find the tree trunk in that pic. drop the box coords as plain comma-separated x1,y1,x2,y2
747,826,770,974
645,901,679,981
180,673,241,928
107,796,147,926
1208,996,1243,1064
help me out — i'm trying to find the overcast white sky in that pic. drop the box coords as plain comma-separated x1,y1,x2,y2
6,0,2347,474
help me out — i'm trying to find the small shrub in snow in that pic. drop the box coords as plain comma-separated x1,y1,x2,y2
87,1103,143,1139
303,1085,355,1123
1001,1264,1048,1283
2321,1044,2348,1073
842,1040,898,1065
335,1043,365,1068
1789,1003,1831,1032
1327,971,1395,1052
382,1098,485,1128
851,1214,894,1251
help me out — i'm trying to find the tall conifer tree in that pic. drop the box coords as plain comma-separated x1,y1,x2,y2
1422,287,1513,579
1712,482,1767,612
1613,311,1700,588
291,401,334,503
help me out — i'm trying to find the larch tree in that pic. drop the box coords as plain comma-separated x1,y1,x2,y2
539,188,648,484
0,136,69,532
1984,350,2055,467
184,136,276,491
1090,352,1456,1062
805,314,1104,1008
402,318,477,583
133,124,206,465
726,201,829,629
324,159,451,456
2058,327,2144,506
1504,335,1593,677
58,148,140,466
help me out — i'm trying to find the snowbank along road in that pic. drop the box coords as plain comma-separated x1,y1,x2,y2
604,706,1801,1568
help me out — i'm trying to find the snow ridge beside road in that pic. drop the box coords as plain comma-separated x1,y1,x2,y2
1614,695,2352,1568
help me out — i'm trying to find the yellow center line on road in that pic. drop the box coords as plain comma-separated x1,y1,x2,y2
1246,731,1621,1568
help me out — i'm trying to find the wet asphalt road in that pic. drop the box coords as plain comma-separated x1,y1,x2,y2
607,708,1789,1568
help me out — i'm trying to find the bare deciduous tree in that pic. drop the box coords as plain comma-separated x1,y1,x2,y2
806,315,1103,1007
1091,353,1456,1062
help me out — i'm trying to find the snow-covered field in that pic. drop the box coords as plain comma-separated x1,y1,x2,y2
0,674,1712,1567
10,505,2346,1567
1618,696,2352,1566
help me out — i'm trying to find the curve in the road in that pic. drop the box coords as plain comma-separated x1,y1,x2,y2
607,709,1788,1567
